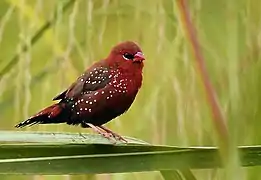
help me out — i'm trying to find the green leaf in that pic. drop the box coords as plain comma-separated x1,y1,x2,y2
0,131,259,175
0,145,203,174
0,130,149,145
161,170,183,180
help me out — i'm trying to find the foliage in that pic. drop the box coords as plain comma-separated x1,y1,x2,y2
0,0,261,179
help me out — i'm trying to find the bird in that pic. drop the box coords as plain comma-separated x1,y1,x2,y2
15,41,145,142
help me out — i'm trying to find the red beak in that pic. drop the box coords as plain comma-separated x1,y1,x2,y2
134,52,145,62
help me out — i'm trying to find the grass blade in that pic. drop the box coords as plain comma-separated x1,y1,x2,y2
0,146,219,174
0,130,148,145
0,0,75,80
0,131,259,174
179,169,197,180
161,170,183,180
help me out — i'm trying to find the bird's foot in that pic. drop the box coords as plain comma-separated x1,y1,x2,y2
99,126,128,143
85,123,116,143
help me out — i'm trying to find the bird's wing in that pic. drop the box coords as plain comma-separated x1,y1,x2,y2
53,65,111,101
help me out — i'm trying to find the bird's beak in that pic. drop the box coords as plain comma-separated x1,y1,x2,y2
133,52,145,62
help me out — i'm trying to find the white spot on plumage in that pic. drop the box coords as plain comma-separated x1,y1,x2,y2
101,91,104,94
106,97,110,100
89,109,92,112
89,101,93,105
92,81,97,85
94,99,97,103
85,108,87,111
80,78,84,82
81,99,84,102
80,108,83,111
77,112,80,115
94,92,99,95
85,100,88,104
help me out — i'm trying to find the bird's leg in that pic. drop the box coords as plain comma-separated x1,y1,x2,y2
98,125,128,143
85,123,115,141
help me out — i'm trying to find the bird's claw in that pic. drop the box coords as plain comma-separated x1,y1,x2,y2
99,132,117,143
115,135,127,143
101,131,127,143
98,126,128,143
101,132,112,139
86,123,127,143
108,132,127,143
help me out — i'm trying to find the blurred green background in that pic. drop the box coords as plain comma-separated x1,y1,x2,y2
0,0,261,179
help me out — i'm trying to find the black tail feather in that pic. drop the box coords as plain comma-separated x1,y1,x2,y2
15,103,66,128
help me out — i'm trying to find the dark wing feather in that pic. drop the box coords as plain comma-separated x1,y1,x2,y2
53,65,111,101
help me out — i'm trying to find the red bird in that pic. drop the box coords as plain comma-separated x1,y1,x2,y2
15,41,145,142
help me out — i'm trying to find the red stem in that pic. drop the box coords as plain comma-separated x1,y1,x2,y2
176,0,229,149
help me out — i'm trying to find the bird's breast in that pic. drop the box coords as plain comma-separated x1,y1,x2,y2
108,68,142,96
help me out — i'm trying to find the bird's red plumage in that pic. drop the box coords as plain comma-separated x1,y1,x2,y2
15,41,145,142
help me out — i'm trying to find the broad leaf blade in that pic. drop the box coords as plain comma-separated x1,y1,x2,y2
0,131,259,175
0,148,214,174
161,170,183,180
0,131,148,145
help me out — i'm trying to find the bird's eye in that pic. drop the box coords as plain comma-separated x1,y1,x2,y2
123,53,134,60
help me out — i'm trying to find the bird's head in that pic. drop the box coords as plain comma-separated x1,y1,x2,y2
106,41,145,70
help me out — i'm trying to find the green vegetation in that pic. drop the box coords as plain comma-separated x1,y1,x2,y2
0,0,261,179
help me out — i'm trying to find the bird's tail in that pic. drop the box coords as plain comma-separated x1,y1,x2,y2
15,103,66,128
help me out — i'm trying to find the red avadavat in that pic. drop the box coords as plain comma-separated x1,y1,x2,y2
15,41,145,142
